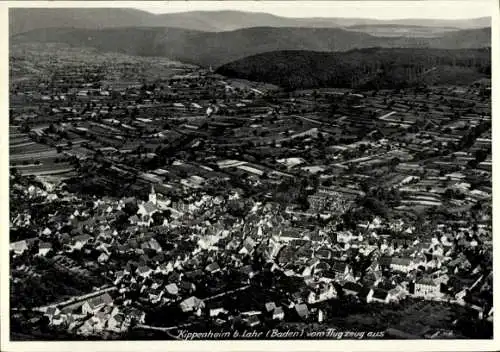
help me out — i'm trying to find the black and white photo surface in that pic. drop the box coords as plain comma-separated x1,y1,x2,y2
3,0,496,349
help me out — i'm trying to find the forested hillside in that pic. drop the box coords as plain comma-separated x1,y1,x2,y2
216,48,491,90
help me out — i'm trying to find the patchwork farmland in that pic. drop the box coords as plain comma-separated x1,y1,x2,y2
10,126,75,178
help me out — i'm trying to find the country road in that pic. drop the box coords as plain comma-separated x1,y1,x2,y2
293,114,324,125
33,286,118,312
203,284,250,302
135,322,196,332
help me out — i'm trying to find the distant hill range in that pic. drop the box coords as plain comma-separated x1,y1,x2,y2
344,24,462,38
216,48,491,90
9,8,491,34
10,26,491,68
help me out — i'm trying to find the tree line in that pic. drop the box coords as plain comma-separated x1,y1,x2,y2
217,48,491,90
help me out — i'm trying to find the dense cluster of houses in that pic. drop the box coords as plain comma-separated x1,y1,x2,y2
10,171,493,337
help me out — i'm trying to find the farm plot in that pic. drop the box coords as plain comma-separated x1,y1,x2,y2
14,161,74,176
10,149,59,162
9,141,54,154
10,139,75,176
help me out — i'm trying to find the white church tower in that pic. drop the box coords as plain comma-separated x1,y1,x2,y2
149,184,157,206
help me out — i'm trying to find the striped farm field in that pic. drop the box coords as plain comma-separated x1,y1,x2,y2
19,168,75,177
10,132,30,140
10,142,54,153
10,137,32,146
10,149,59,161
12,161,74,176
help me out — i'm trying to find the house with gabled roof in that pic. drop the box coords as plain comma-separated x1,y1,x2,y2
38,241,53,256
331,260,353,281
388,285,408,302
165,283,179,297
226,238,241,251
77,317,99,336
299,258,319,277
205,262,221,274
184,269,204,281
168,271,182,283
294,303,310,320
414,241,433,254
44,306,61,323
129,215,140,225
278,228,305,242
155,262,174,275
448,254,472,272
366,257,382,274
107,313,128,333
135,265,153,278
319,270,338,283
51,313,74,327
264,301,277,313
390,256,415,273
141,237,163,252
378,255,392,270
367,288,391,304
122,306,146,324
238,236,258,255
242,314,261,327
139,201,158,216
313,261,330,275
82,292,113,315
209,307,228,318
272,306,285,320
136,201,158,227
179,280,196,294
234,264,254,283
98,252,110,263
179,296,205,314
71,234,93,250
307,281,337,304
412,277,442,299
362,270,383,288
276,245,296,265
343,282,364,297
336,231,357,244
315,247,333,260
114,270,129,285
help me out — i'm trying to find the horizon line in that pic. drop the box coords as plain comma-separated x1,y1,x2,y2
7,1,493,21
8,7,492,22
142,8,492,21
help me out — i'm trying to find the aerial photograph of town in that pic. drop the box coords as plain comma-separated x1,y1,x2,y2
5,0,494,344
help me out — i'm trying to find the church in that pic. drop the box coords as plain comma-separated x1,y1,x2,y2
134,185,172,227
147,184,171,210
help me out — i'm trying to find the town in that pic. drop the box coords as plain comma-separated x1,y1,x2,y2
9,42,492,340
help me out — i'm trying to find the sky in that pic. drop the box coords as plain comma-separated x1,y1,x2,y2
132,0,492,20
